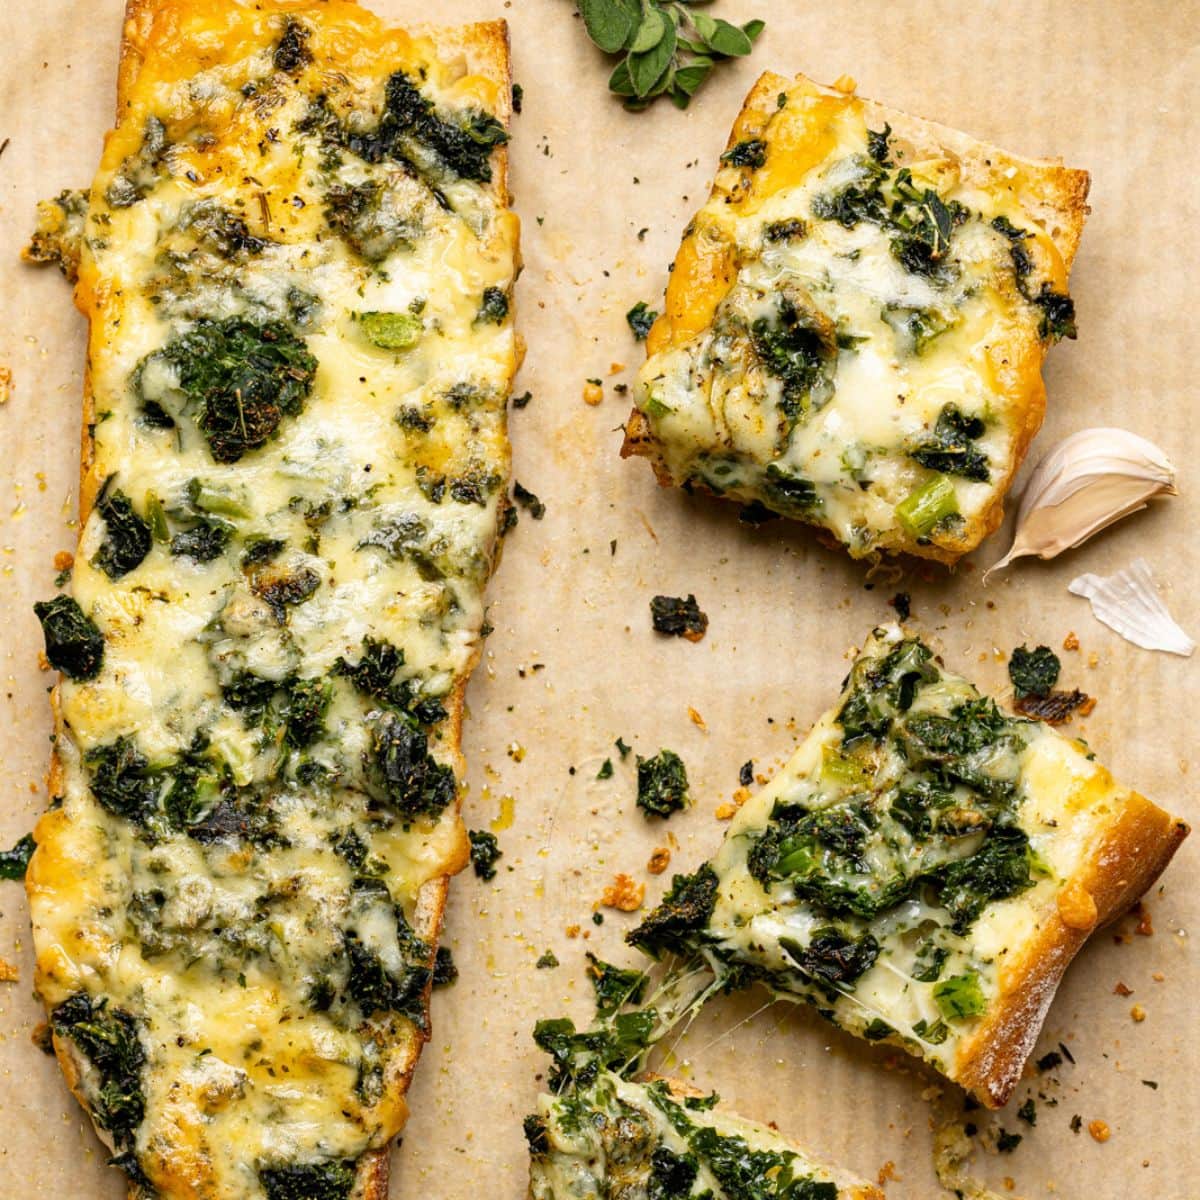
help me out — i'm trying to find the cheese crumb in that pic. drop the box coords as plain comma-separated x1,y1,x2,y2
598,874,644,912
582,380,603,406
1130,1004,1146,1022
1063,631,1080,651
647,847,671,875
1088,1119,1111,1143
0,957,18,983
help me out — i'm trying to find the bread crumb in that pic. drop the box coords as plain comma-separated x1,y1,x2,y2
1077,695,1097,717
0,365,11,406
1087,651,1099,668
687,706,707,730
1113,981,1133,996
37,651,50,672
1152,971,1165,982
1003,1178,1015,1191
1063,632,1080,651
647,847,671,875
715,802,738,820
876,1160,899,1185
1088,1119,1111,1143
598,873,644,912
1135,903,1154,936
1130,1004,1146,1022
53,550,74,572
582,380,603,406
0,957,18,983
565,924,581,939
608,362,625,376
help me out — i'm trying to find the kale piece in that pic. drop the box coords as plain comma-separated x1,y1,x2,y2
1008,644,1061,698
93,489,152,579
281,676,332,749
84,737,161,828
322,181,414,263
252,565,321,621
649,594,707,641
836,638,938,743
762,217,807,243
636,749,690,818
649,1145,699,1197
585,953,646,1018
273,18,311,73
476,286,510,325
690,1125,836,1200
780,928,880,987
867,123,893,165
34,595,105,680
910,403,990,482
432,946,458,987
51,992,145,1146
523,1113,551,1157
750,297,836,425
141,318,317,463
368,711,457,821
0,832,35,880
513,481,546,520
720,139,766,168
533,1010,657,1092
934,826,1034,933
169,517,232,563
343,930,430,1023
627,864,718,956
626,300,659,340
183,200,269,257
259,1161,356,1200
762,463,820,511
468,829,502,880
1032,283,1077,341
221,670,279,723
887,175,965,278
334,635,405,701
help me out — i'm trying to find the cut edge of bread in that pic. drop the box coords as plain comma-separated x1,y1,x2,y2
31,5,514,1200
622,68,1091,566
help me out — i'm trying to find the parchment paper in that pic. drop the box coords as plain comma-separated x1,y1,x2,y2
1,2,1197,1196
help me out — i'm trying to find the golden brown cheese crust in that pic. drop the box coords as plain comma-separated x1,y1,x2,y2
29,4,515,1197
622,70,1091,564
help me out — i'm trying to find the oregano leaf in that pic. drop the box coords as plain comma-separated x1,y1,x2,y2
629,5,667,53
628,18,676,96
579,0,639,54
706,17,754,56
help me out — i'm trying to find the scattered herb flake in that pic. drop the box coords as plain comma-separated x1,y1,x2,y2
0,833,36,881
738,760,754,787
626,301,659,341
535,950,559,970
649,593,708,642
636,749,690,819
468,829,502,880
596,758,614,780
1008,644,1061,698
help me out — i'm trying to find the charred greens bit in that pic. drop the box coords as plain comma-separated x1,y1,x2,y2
523,1112,550,1156
721,138,766,169
636,749,690,818
762,463,820,512
170,517,232,563
882,303,957,355
23,187,88,281
837,636,938,743
787,929,881,992
273,18,311,73
933,970,987,1020
141,318,317,463
996,1129,1023,1153
432,945,458,987
763,217,807,243
34,595,104,680
468,829,502,880
322,181,415,263
1032,284,1077,339
259,1161,356,1200
1018,1098,1037,1126
649,593,707,641
343,929,430,1023
252,565,321,621
895,473,958,538
513,481,546,519
888,173,967,278
182,200,268,257
649,1145,698,1195
751,297,836,426
910,403,990,482
739,760,754,787
626,300,659,340
51,992,145,1146
991,213,1034,285
533,1011,657,1092
867,122,892,165
628,863,718,956
282,676,332,749
476,286,509,325
536,950,559,969
0,832,35,881
85,737,161,827
334,636,405,701
221,670,279,723
596,758,614,780
586,953,646,1017
368,711,457,821
937,826,1034,933
242,537,285,567
358,310,422,350
1014,687,1090,725
1008,644,1061,698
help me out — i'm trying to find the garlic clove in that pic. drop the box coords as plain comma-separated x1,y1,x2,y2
1068,558,1194,656
984,428,1176,580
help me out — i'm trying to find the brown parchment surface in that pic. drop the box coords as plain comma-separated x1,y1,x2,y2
0,1,1197,1196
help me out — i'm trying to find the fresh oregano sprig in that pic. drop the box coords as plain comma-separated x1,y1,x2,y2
575,0,765,110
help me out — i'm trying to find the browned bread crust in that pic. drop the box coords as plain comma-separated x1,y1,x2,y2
33,6,515,1198
622,70,1091,565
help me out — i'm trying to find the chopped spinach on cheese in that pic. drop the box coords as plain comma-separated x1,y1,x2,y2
27,4,515,1196
626,627,1132,1086
632,82,1080,559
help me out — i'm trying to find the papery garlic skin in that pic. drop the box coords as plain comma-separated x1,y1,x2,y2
1068,558,1194,657
984,429,1176,579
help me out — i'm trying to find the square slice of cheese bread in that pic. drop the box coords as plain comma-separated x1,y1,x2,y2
631,627,1186,1107
623,72,1089,563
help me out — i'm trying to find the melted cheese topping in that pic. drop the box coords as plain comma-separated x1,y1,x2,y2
685,628,1149,1085
633,76,1078,560
530,1072,876,1200
26,4,517,1196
